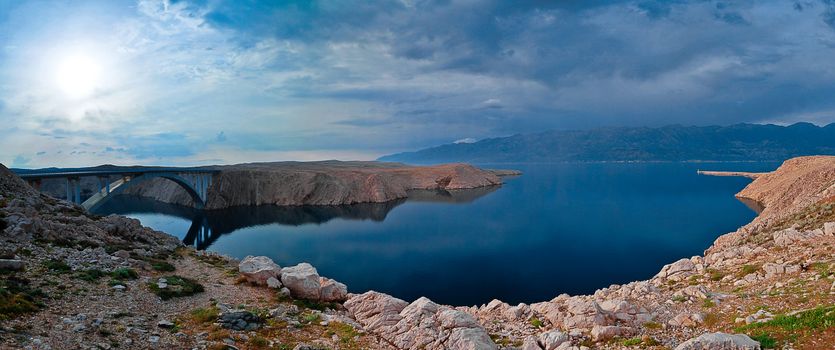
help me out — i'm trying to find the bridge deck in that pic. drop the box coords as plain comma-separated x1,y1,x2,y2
15,167,219,179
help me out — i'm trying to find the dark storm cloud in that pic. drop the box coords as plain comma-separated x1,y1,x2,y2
4,0,835,165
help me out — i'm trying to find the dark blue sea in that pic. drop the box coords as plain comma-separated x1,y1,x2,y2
93,162,779,305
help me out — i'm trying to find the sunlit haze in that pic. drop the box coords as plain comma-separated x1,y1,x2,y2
2,1,835,167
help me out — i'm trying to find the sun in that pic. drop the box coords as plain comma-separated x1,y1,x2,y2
54,54,101,99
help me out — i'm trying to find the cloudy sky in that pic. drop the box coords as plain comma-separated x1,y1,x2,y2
1,0,835,167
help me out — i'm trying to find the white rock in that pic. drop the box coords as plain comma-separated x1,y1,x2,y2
266,277,282,289
239,256,282,286
674,332,760,350
591,325,632,341
280,263,321,300
657,258,696,281
538,330,568,350
824,222,835,236
520,336,542,350
319,277,348,302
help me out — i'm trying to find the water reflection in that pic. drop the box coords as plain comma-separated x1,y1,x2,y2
95,186,499,250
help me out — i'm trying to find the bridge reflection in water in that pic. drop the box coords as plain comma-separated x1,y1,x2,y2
91,186,499,250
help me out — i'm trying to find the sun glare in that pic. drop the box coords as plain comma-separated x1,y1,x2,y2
54,54,101,98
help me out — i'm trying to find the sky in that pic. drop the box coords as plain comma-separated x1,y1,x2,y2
2,0,835,167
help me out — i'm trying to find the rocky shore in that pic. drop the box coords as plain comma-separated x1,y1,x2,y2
2,156,834,349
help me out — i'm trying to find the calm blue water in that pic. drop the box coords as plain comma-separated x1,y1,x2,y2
93,162,778,305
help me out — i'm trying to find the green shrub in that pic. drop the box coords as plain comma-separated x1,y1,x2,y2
643,321,662,329
151,260,176,272
77,269,108,282
741,264,759,275
529,316,544,328
110,268,138,280
0,276,47,320
738,305,835,332
748,333,777,349
190,306,220,323
43,259,70,272
301,312,321,324
249,336,269,348
148,275,204,300
621,337,641,346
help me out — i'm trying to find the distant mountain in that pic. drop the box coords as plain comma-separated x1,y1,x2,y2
378,123,835,164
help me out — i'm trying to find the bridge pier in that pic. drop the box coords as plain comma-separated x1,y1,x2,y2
65,177,81,204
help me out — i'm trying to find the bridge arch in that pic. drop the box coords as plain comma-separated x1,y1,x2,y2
82,173,209,212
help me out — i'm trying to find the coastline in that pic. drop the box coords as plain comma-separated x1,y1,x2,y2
2,156,835,349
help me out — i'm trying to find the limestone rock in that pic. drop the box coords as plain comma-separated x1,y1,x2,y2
344,291,409,331
0,259,24,271
521,336,542,350
319,277,348,302
563,298,613,329
280,263,321,300
673,285,710,300
538,330,569,350
773,227,824,247
591,325,632,341
345,292,496,350
825,222,835,236
239,256,281,286
674,333,760,350
669,312,705,328
657,258,696,281
266,277,282,289
124,162,504,208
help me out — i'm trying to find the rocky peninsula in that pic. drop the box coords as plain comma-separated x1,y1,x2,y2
32,161,516,209
1,156,834,349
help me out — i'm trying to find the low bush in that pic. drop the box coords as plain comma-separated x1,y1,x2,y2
43,259,70,272
190,305,220,324
110,268,138,280
77,269,108,282
150,260,176,272
149,275,204,300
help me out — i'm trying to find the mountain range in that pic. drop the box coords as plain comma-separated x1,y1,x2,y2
378,123,835,164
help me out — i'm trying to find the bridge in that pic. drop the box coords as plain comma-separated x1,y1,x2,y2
15,167,219,211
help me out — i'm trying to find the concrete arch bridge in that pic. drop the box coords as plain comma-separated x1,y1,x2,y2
16,168,218,211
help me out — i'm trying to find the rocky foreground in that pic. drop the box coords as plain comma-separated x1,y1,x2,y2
1,156,835,349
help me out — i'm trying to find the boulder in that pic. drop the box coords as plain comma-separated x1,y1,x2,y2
319,277,348,302
773,228,824,247
673,285,710,300
674,333,760,350
591,325,632,341
656,258,696,281
521,336,542,350
345,292,496,350
280,263,321,300
344,291,408,331
238,256,281,286
538,330,568,350
218,310,262,331
563,298,613,329
267,277,282,289
669,312,705,328
0,259,24,271
825,222,835,236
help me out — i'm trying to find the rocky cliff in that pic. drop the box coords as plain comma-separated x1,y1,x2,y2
2,157,835,350
121,161,511,209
